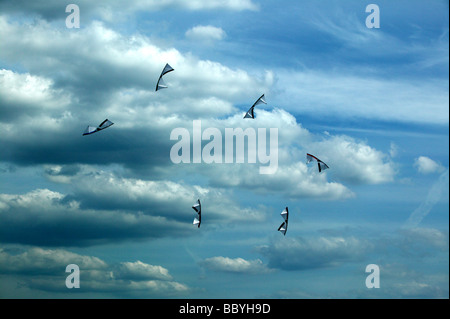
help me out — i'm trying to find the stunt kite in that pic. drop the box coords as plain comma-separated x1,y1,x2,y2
306,153,329,173
82,119,114,136
244,94,266,119
192,199,201,228
155,63,174,91
278,207,289,236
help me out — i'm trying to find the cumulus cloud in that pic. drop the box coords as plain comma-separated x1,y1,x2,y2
0,247,188,297
0,188,191,246
0,69,71,122
186,25,226,43
0,167,266,247
62,167,266,223
200,256,272,274
310,134,396,185
165,108,394,199
0,247,107,274
0,16,396,199
258,236,371,271
414,156,445,174
0,17,272,170
113,261,172,281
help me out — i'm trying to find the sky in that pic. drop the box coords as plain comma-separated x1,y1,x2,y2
0,0,448,299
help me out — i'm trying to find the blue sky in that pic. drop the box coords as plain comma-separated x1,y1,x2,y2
0,0,448,299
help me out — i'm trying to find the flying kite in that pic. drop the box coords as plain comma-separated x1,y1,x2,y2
278,207,289,236
244,94,266,119
306,153,329,173
155,63,174,91
192,199,201,228
82,119,114,136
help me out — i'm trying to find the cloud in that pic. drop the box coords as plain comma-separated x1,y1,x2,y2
0,69,71,122
258,236,371,271
0,16,396,197
165,108,395,199
0,188,192,247
310,135,396,185
0,166,267,247
0,17,272,171
0,0,258,22
113,261,173,281
200,256,272,274
0,247,188,297
0,247,107,275
276,68,449,125
404,169,449,228
398,228,449,253
185,25,226,43
414,156,445,174
65,168,266,223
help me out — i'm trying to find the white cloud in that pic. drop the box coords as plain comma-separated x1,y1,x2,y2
186,25,226,42
414,156,445,174
258,236,371,271
310,135,396,185
0,17,271,121
0,247,188,296
200,256,272,274
114,261,173,281
0,69,69,111
66,167,266,223
0,247,107,273
166,108,395,199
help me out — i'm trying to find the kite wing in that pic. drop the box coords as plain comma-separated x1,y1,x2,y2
156,63,174,91
97,119,114,131
82,126,98,136
192,199,201,228
278,222,287,236
278,207,289,235
82,119,114,136
281,207,289,221
318,161,329,173
306,153,329,172
244,106,255,119
244,94,266,119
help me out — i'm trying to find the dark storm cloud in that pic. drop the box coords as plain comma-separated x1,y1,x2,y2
0,121,173,173
0,189,193,247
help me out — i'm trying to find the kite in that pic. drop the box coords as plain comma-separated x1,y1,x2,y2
192,199,201,228
244,94,266,119
278,207,289,236
82,119,114,136
306,153,329,173
155,63,174,91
